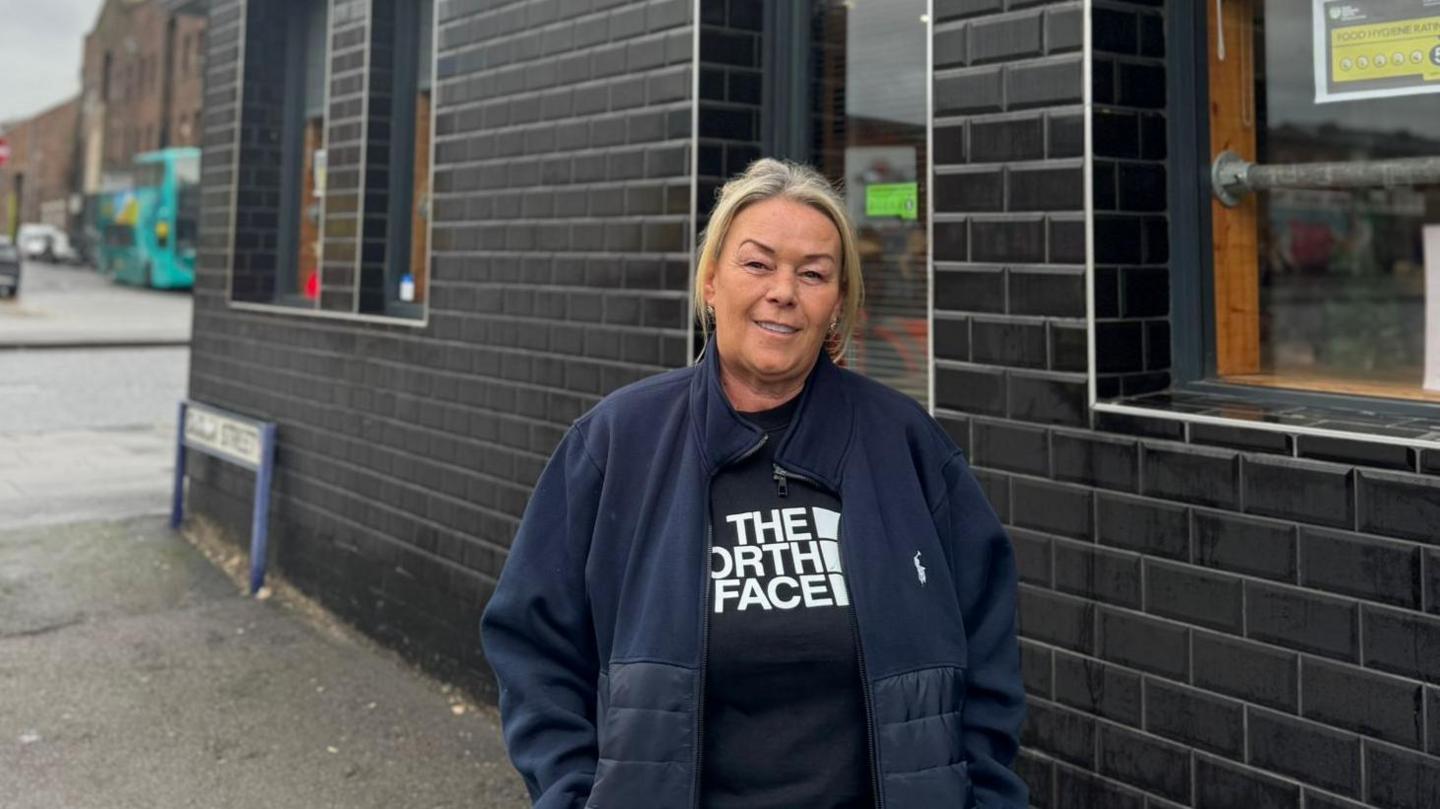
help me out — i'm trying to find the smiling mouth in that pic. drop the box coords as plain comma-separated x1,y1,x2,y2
756,321,800,335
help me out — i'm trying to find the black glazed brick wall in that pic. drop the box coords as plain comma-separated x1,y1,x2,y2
187,0,694,700
696,0,763,225
943,3,1440,808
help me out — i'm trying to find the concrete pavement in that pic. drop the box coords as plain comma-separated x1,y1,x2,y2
0,516,530,808
0,260,190,348
0,346,187,528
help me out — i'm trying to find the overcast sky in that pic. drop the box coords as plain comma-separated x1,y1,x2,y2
0,0,101,123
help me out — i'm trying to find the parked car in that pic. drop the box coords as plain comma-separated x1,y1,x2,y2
0,242,21,297
16,223,78,263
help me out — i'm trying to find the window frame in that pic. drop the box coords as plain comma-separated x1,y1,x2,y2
225,0,436,328
1091,0,1440,426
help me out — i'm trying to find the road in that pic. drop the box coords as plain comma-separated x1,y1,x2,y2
0,259,191,347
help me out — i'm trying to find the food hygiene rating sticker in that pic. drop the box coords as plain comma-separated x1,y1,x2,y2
1316,1,1440,102
710,506,849,613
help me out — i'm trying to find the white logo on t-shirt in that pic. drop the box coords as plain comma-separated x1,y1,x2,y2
710,506,848,613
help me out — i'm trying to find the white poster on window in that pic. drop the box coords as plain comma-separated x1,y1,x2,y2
1314,1,1440,103
1424,225,1440,392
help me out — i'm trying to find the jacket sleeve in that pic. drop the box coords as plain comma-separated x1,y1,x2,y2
480,424,604,809
935,450,1028,809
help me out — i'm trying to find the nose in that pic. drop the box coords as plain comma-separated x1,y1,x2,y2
765,268,798,306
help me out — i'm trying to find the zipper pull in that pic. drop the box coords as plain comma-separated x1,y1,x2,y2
772,464,788,497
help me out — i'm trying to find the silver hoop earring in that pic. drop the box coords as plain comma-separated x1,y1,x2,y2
705,305,715,322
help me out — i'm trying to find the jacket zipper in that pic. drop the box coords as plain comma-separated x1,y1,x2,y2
773,462,883,809
693,433,768,809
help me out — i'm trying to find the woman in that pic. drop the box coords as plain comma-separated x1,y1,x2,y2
481,159,1026,809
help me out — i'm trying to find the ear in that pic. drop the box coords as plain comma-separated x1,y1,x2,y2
702,262,717,306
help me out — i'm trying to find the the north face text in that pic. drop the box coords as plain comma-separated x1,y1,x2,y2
711,506,848,613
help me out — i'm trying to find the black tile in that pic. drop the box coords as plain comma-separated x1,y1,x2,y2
1049,324,1088,373
933,220,969,262
1092,6,1139,54
1194,510,1297,582
1099,608,1189,681
1194,631,1298,713
1047,112,1084,158
1012,478,1092,540
1366,743,1440,809
1117,62,1166,108
1190,422,1293,454
972,116,1044,162
1146,681,1245,758
971,419,1049,476
1357,471,1440,542
971,219,1045,263
1097,723,1190,803
972,320,1048,369
934,124,965,165
1194,756,1300,809
1052,430,1138,491
1248,709,1362,798
933,317,970,362
1146,560,1244,633
1299,435,1417,471
1092,108,1139,158
1094,411,1185,441
935,169,1003,213
1010,167,1083,211
1055,766,1145,809
1301,527,1422,609
1247,581,1358,662
1244,456,1355,529
1019,586,1095,654
1097,494,1188,560
1120,266,1169,317
1011,529,1053,588
934,268,1004,313
1010,271,1085,317
1143,445,1240,510
936,365,1006,416
1095,321,1144,374
1008,372,1087,427
1054,653,1142,725
1361,606,1440,684
1302,657,1423,748
1053,542,1142,608
1048,219,1086,264
1023,700,1096,768
1093,215,1143,264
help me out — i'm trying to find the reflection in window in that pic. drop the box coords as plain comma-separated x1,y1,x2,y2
360,0,433,314
1216,1,1440,401
277,0,329,303
698,0,930,404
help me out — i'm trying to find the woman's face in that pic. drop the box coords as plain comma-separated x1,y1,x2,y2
705,197,844,402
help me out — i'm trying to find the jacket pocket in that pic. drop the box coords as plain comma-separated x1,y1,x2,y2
872,665,972,805
588,661,696,809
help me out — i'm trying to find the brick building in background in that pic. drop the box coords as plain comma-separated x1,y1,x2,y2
80,0,207,195
0,97,81,236
178,1,1440,807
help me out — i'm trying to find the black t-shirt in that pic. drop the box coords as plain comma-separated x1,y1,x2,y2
700,397,874,809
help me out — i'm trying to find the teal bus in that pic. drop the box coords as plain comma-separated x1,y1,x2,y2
92,147,200,290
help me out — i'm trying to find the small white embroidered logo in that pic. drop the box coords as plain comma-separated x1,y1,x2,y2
913,551,927,586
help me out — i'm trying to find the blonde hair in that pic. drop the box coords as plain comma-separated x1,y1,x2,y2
693,158,864,360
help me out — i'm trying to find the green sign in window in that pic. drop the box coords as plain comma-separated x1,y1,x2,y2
865,182,918,220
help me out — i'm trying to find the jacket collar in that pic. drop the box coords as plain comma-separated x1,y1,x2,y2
689,339,854,492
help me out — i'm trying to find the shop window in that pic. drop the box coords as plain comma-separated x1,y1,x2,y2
358,0,434,316
274,0,329,305
698,0,931,405
1205,0,1440,403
